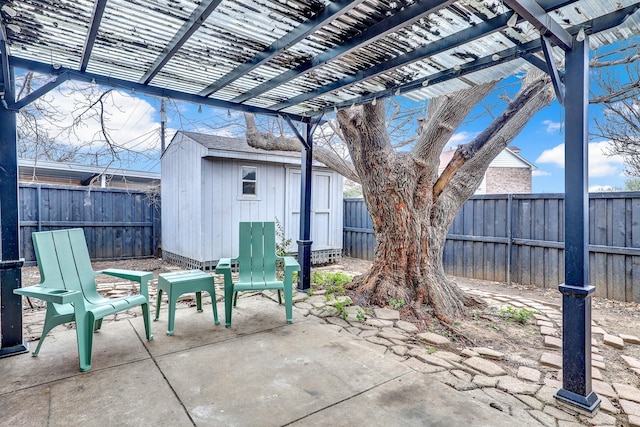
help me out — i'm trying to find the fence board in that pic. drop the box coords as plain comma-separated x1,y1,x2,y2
19,183,159,264
343,192,640,303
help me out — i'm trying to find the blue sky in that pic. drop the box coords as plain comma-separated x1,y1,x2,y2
21,46,633,194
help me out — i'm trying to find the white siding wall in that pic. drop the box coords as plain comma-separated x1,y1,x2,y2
490,150,531,168
161,135,207,260
286,167,343,253
202,158,287,260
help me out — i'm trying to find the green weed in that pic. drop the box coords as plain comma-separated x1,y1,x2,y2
388,298,406,310
499,306,536,324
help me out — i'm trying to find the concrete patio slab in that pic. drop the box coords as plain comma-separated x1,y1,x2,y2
0,318,150,394
157,320,410,426
291,373,538,427
1,294,549,426
141,296,311,357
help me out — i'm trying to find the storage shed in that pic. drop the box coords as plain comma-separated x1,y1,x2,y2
161,131,343,270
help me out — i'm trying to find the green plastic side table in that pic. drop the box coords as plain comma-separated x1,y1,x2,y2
155,270,220,335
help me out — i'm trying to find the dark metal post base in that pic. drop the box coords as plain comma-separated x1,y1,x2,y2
555,389,600,413
296,239,313,292
0,342,29,359
555,283,600,413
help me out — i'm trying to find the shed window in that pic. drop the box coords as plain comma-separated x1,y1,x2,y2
241,166,257,195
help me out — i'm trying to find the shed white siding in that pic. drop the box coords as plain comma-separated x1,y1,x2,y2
161,135,208,263
162,132,343,269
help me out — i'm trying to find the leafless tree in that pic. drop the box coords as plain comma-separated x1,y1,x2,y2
246,69,554,322
591,40,640,177
16,72,161,178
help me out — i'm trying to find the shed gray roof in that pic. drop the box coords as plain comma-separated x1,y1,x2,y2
178,131,328,167
2,0,639,119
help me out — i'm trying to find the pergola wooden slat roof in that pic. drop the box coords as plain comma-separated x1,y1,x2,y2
1,0,638,118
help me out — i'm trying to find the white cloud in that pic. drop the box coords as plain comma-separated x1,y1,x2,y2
445,131,479,150
542,120,563,134
536,144,564,167
38,83,160,152
532,169,551,177
535,140,625,178
589,185,617,192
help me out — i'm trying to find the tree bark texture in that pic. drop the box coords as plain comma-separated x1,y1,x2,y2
335,71,554,322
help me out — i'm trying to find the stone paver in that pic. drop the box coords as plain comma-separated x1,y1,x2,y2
463,356,506,376
537,320,555,327
620,334,640,345
629,414,640,427
612,383,640,403
516,394,545,410
603,333,624,349
621,399,640,416
517,366,542,383
543,335,562,348
395,320,419,333
540,326,559,336
407,348,455,369
592,380,617,398
598,395,620,415
416,331,451,346
543,405,578,422
540,352,562,369
373,307,400,320
497,376,541,395
580,410,617,425
471,347,504,360
622,355,640,369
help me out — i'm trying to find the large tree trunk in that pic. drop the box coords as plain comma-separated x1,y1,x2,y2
352,176,479,323
336,103,481,322
336,72,554,323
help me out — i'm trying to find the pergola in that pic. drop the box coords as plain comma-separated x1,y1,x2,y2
1,0,639,412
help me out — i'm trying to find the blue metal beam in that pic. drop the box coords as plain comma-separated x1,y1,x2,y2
8,57,310,122
317,4,639,114
503,0,573,50
0,65,28,358
554,34,600,413
0,17,10,95
271,10,517,111
80,0,108,72
198,0,369,97
522,52,550,74
11,72,71,110
541,36,565,105
140,0,224,85
231,0,458,104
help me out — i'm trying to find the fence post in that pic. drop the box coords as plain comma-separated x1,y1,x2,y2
507,194,512,285
37,184,42,231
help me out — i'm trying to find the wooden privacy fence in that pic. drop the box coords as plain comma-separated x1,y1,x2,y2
343,193,640,303
19,183,160,264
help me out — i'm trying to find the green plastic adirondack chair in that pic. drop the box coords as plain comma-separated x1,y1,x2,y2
215,222,300,327
14,229,153,371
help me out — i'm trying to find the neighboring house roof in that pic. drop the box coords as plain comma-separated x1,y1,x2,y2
173,131,328,167
18,159,161,188
439,146,537,172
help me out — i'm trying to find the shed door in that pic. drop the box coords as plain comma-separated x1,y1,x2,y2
286,169,333,251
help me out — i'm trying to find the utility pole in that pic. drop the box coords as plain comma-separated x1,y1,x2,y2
160,98,166,153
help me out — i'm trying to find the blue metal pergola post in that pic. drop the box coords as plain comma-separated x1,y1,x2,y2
0,66,28,358
297,123,313,292
554,34,600,412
